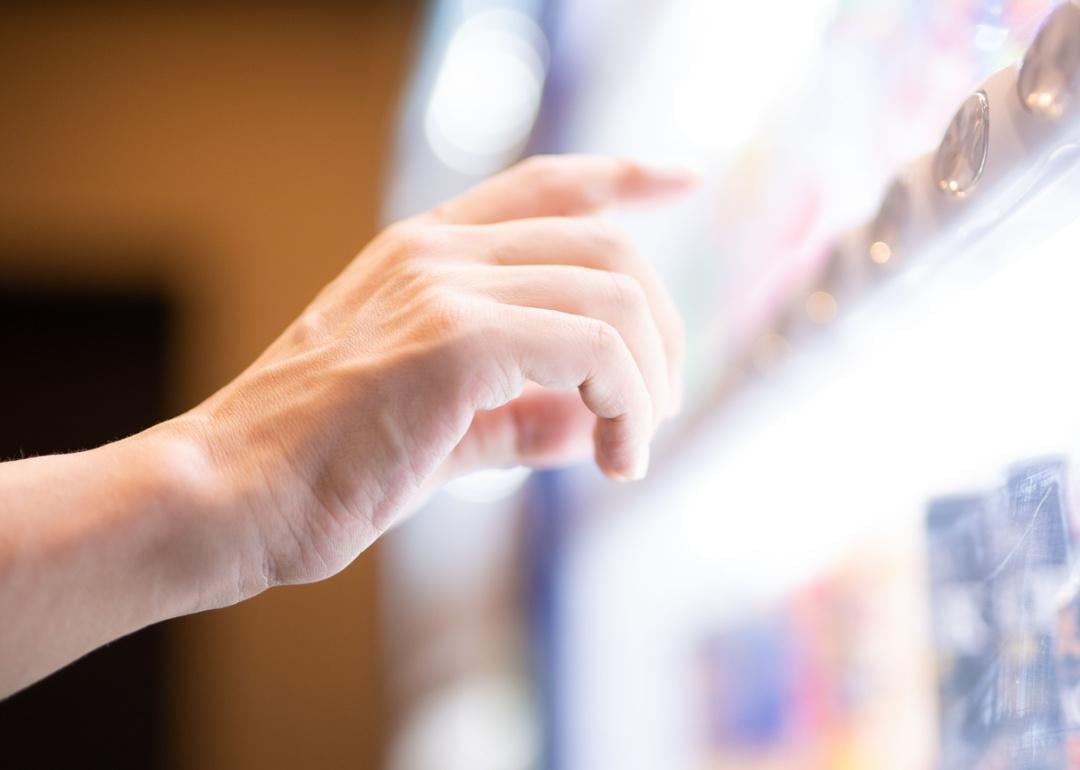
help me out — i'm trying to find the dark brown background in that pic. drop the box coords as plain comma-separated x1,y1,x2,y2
0,3,423,768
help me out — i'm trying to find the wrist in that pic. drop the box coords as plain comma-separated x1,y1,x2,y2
111,416,269,616
0,419,261,694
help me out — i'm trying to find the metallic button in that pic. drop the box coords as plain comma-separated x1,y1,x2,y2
934,91,990,198
1018,0,1080,119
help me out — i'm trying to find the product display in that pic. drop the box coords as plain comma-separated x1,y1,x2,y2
384,2,1080,769
928,461,1077,769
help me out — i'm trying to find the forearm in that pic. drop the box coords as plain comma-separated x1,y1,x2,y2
0,424,236,697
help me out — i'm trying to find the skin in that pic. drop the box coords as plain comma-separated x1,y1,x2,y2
0,155,695,698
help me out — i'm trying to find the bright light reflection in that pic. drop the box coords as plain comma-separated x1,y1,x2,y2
388,674,538,770
661,0,837,151
870,240,893,264
973,23,1009,52
425,9,548,175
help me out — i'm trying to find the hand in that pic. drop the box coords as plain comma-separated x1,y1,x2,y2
168,155,696,603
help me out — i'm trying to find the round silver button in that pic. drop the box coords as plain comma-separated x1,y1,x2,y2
1018,0,1080,119
934,91,990,198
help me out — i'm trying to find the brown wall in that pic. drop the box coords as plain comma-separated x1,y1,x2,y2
0,3,422,768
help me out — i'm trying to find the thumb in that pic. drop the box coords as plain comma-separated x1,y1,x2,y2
447,387,596,477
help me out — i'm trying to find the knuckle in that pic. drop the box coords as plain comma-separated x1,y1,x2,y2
385,258,433,296
516,155,598,215
435,308,493,392
424,295,491,368
385,221,443,260
379,219,415,245
425,203,450,222
518,154,559,179
580,219,632,264
612,156,641,181
293,308,329,345
403,296,492,406
606,271,648,311
587,318,621,358
582,319,646,418
425,201,458,223
420,285,468,333
520,155,575,201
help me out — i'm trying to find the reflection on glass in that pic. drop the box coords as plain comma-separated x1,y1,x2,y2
870,240,893,265
934,92,991,198
424,9,548,175
1019,1,1080,120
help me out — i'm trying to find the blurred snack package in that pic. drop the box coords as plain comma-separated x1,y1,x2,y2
696,530,934,769
927,459,1080,770
694,457,1080,770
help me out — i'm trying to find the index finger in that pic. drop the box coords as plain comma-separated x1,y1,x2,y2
426,154,698,225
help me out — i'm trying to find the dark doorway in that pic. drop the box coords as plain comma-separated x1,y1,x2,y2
0,284,172,769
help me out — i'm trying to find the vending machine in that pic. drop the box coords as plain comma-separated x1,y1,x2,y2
382,2,1080,769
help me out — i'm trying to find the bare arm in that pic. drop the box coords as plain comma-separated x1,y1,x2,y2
0,155,695,697
0,429,223,695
